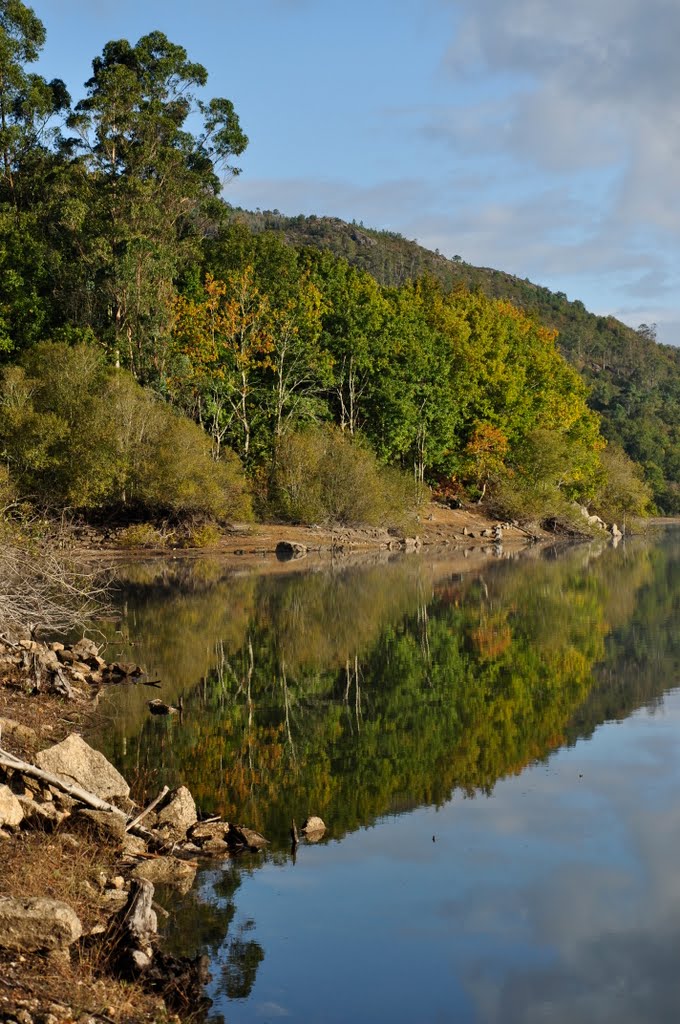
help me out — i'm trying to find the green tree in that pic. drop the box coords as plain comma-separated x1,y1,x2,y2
65,31,247,381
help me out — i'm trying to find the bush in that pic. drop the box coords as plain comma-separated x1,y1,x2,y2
0,343,253,522
116,524,168,549
592,444,654,523
270,425,426,528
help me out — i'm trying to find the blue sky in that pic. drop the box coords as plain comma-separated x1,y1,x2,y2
32,0,680,345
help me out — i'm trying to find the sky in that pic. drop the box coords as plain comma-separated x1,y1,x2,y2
31,0,680,345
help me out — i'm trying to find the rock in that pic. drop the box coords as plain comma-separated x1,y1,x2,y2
301,815,326,840
72,808,128,843
71,638,100,663
611,523,623,539
35,733,130,803
132,856,197,894
403,536,422,552
156,786,197,838
189,820,230,842
131,950,152,972
198,836,230,856
275,540,308,561
55,648,75,665
17,797,65,830
99,890,129,913
0,717,38,751
0,897,82,952
121,834,148,856
0,784,24,828
228,824,268,852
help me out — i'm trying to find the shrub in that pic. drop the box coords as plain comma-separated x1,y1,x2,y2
0,343,253,523
270,425,426,528
116,524,168,549
592,444,654,522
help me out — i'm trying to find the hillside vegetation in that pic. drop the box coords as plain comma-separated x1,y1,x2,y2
232,210,680,512
0,3,660,536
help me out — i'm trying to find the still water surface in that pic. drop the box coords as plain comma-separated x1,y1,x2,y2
94,532,680,1023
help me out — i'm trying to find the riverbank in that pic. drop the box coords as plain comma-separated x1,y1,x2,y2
0,638,271,1024
71,501,555,568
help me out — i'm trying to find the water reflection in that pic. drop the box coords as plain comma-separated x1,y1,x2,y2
92,531,680,1022
95,537,671,843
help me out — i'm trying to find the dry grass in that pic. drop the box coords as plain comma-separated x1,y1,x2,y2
0,832,178,1023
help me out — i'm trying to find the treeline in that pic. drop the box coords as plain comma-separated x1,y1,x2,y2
235,210,680,513
0,3,652,527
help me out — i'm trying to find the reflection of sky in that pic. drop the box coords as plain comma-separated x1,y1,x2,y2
211,689,680,1023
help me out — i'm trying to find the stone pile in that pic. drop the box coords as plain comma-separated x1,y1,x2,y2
0,730,268,979
0,636,146,701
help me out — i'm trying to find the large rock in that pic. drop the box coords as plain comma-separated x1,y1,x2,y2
156,785,197,838
275,540,307,561
0,784,24,828
35,734,130,803
0,897,82,951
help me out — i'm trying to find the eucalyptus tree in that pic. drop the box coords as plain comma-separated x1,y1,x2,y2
65,31,247,381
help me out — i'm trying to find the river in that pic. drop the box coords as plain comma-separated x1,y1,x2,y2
91,530,680,1023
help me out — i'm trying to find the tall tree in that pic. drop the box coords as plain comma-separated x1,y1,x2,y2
65,31,247,381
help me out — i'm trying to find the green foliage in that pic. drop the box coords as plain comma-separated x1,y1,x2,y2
270,425,425,528
0,16,669,524
233,210,680,512
116,523,167,549
592,443,654,523
0,342,252,520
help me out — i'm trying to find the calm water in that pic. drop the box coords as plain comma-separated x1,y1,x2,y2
94,531,680,1023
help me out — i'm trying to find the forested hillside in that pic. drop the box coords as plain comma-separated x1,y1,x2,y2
232,210,680,512
0,4,660,531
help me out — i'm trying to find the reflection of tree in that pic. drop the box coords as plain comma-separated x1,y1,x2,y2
100,537,668,849
160,864,266,1010
219,933,265,1000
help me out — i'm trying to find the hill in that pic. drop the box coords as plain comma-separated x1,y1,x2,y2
229,209,680,513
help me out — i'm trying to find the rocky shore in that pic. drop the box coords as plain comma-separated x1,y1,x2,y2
0,637,272,1024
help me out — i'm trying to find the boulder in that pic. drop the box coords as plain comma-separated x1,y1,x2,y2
301,815,326,841
228,824,268,852
0,897,82,952
275,540,307,561
73,808,128,842
71,638,101,664
189,820,230,842
17,796,65,830
0,784,24,828
35,733,130,803
156,785,197,838
132,856,197,894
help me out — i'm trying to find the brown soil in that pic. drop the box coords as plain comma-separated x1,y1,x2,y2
74,501,551,571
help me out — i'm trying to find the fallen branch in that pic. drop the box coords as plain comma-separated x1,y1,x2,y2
0,747,182,853
125,786,169,833
0,747,129,820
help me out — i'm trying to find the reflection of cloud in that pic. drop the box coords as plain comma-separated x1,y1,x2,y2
255,1001,291,1017
449,707,680,1022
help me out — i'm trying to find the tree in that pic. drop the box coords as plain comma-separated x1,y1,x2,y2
170,268,274,462
65,31,247,381
0,0,69,214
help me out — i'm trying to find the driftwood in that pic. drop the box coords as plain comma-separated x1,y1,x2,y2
0,747,174,849
0,747,129,820
126,786,169,833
